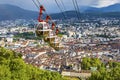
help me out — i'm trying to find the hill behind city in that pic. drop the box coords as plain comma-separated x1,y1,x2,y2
1,4,120,21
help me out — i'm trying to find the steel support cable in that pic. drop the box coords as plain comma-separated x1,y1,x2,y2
60,0,67,11
74,0,80,19
32,1,39,25
36,0,41,6
74,0,80,20
32,0,47,16
32,0,54,24
74,0,80,12
32,0,57,34
35,0,47,17
32,0,39,9
59,0,68,18
72,0,80,20
54,0,67,19
55,0,66,19
36,0,49,16
32,0,40,37
43,0,54,21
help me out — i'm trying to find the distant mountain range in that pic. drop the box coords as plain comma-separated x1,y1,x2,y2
0,4,120,21
0,4,38,21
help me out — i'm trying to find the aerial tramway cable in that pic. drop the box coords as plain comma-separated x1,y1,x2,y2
36,0,41,6
54,0,67,19
32,0,47,16
32,0,52,22
32,0,39,9
72,0,80,20
36,0,49,16
74,0,80,12
36,0,57,31
59,0,68,18
74,0,80,19
59,0,67,11
32,0,59,35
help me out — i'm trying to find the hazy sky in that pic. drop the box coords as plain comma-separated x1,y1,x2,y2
0,0,120,13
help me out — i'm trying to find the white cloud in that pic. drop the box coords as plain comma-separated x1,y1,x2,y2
0,0,120,12
92,0,120,7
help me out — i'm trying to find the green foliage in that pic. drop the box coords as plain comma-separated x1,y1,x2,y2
57,33,63,37
0,47,64,80
81,58,120,80
0,65,11,80
89,67,120,80
14,32,42,40
64,76,79,80
88,61,120,80
81,57,102,70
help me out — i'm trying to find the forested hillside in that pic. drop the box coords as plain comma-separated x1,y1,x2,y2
1,47,120,80
0,47,65,80
81,58,120,80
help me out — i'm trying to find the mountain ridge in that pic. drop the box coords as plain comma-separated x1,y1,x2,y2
0,4,38,21
0,4,120,21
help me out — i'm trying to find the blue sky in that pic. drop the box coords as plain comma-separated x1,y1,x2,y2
0,0,120,13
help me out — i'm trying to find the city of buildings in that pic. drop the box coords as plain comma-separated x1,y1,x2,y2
0,18,120,78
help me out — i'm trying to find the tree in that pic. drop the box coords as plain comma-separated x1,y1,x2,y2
88,61,120,80
0,65,11,80
0,47,65,80
81,58,102,70
9,59,28,80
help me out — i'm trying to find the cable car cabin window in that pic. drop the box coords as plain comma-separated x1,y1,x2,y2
43,23,49,29
37,24,43,30
50,31,54,36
